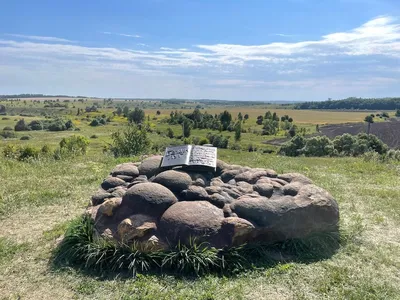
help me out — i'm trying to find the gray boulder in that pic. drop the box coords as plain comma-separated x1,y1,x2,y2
101,177,126,190
153,170,192,193
181,185,210,201
138,156,163,178
111,163,139,177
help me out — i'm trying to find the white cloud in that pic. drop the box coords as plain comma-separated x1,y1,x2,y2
4,34,74,43
1,16,400,99
102,31,141,38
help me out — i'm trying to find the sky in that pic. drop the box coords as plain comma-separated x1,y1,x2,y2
0,0,400,101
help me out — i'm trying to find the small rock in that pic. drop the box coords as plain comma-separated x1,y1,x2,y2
101,177,126,190
221,169,243,182
91,189,113,205
210,177,224,186
205,186,222,195
253,183,274,197
181,185,210,201
236,181,253,194
111,163,139,177
220,217,255,246
99,197,122,216
116,175,134,182
118,214,157,241
278,173,313,185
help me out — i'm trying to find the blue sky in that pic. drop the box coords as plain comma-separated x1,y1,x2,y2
1,0,400,101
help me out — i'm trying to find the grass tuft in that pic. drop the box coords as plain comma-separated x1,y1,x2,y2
53,215,343,277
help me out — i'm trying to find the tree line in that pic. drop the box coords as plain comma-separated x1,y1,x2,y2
295,97,400,110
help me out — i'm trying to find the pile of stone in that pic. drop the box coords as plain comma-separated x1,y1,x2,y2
86,156,339,252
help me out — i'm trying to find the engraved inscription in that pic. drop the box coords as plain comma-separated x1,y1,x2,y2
188,146,217,168
161,145,190,168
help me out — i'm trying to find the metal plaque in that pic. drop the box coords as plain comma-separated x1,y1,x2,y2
188,146,217,169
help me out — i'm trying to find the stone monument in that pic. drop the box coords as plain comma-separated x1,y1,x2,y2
87,146,339,252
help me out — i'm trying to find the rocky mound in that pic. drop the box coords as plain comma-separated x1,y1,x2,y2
86,156,339,251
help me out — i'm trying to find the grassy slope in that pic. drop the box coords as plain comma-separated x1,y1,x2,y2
0,152,399,300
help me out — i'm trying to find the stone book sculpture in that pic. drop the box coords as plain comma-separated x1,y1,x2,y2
160,145,217,171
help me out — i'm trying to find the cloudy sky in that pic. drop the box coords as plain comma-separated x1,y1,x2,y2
1,0,400,101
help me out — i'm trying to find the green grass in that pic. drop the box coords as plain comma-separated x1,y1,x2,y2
0,153,399,299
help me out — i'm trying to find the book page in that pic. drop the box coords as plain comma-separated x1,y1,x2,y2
188,145,217,168
160,145,191,168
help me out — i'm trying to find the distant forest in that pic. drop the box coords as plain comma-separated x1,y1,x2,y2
295,97,400,110
0,94,82,99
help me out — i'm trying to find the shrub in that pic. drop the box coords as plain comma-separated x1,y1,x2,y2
166,128,174,139
90,134,99,139
90,119,100,127
3,126,13,131
279,135,306,157
41,145,51,155
18,145,40,161
128,107,145,124
65,120,74,129
110,124,151,157
28,120,43,131
3,145,18,159
230,143,241,151
302,136,335,157
247,144,257,152
0,130,17,139
14,119,29,131
48,119,67,131
59,135,89,156
207,133,229,149
20,136,31,140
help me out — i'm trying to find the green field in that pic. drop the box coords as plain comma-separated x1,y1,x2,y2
0,98,399,299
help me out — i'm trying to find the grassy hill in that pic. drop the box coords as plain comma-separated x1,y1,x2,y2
1,152,399,299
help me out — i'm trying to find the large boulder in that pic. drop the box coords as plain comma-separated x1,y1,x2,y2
153,170,192,193
138,156,163,178
121,182,178,218
160,201,224,245
231,184,339,243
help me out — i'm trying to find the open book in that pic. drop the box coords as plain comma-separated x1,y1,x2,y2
160,145,217,171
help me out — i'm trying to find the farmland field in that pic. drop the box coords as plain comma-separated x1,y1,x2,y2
1,97,400,299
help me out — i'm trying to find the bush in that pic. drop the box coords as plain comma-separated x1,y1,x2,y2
301,136,335,157
41,145,51,155
279,135,306,157
48,119,67,131
18,145,40,160
110,124,151,157
128,107,145,124
0,130,17,139
90,119,100,127
59,135,89,156
3,145,18,159
28,120,43,131
14,119,29,131
247,144,257,152
20,136,31,140
166,128,174,139
206,133,229,149
230,143,241,151
90,134,99,139
3,126,13,131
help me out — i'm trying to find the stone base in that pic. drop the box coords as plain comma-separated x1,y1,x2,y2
87,156,339,250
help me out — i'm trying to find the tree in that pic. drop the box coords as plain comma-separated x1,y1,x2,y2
396,109,400,117
237,112,243,121
234,121,242,141
110,124,151,157
166,127,174,139
182,118,192,138
256,115,264,125
156,110,161,115
15,119,29,131
219,110,232,130
244,114,249,121
128,107,145,124
288,125,297,137
116,107,123,116
364,115,374,134
123,106,129,117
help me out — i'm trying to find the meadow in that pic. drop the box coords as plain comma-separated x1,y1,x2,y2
0,97,399,299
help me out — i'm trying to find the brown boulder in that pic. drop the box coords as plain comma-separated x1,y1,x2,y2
118,214,157,242
101,177,126,190
121,182,177,218
160,201,224,246
111,163,139,177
